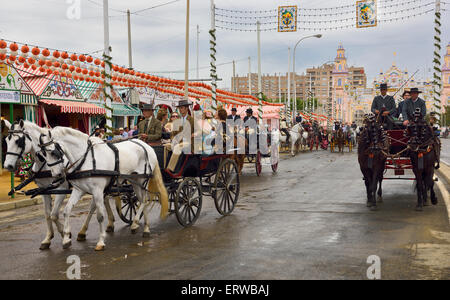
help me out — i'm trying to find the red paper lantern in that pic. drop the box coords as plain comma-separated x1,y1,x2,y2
78,54,86,62
61,63,68,70
0,40,7,49
39,67,45,73
94,58,101,65
69,65,75,72
18,56,26,63
82,69,88,75
53,50,60,59
86,56,93,63
45,60,52,67
27,57,35,64
42,48,50,57
61,51,69,59
70,53,78,61
9,42,19,52
31,64,37,71
21,44,29,54
53,61,60,68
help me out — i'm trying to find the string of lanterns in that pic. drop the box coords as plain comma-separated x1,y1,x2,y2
0,40,283,108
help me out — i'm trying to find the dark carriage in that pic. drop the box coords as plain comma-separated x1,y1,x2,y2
119,145,240,227
383,129,414,180
244,130,279,176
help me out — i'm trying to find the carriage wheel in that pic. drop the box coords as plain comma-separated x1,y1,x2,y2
116,192,142,225
255,151,262,176
247,154,255,163
174,178,203,227
213,159,240,216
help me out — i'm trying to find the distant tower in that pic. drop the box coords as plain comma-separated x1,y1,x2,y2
332,44,350,122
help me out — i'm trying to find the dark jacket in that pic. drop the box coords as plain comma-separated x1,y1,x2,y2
371,95,396,116
395,100,405,119
243,115,258,125
138,117,162,142
402,98,427,121
227,114,241,121
295,115,302,124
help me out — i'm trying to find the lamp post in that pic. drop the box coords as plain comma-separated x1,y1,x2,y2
292,34,322,119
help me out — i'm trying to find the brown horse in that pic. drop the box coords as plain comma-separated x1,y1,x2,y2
358,115,387,210
406,114,440,211
334,128,345,153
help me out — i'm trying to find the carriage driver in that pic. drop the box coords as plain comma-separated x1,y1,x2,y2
138,103,163,144
371,83,396,129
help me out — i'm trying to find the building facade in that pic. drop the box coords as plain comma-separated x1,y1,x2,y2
442,42,450,123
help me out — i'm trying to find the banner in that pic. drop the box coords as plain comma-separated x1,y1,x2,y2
356,0,377,28
0,90,20,104
278,6,297,32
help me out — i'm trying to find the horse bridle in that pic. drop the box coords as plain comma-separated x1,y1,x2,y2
6,128,32,159
38,133,66,167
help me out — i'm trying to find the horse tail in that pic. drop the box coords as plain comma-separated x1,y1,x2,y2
149,165,169,219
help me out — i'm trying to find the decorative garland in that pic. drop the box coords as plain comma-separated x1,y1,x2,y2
102,51,114,136
209,27,218,111
433,0,442,122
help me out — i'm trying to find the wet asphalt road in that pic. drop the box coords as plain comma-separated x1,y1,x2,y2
441,138,450,165
0,149,449,280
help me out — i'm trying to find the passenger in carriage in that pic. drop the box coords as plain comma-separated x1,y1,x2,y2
402,88,427,126
138,103,162,143
395,90,410,119
371,83,396,129
279,117,290,144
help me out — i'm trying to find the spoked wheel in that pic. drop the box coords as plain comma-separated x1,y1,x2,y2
255,151,262,176
116,192,142,225
213,159,240,216
174,178,203,227
247,154,255,163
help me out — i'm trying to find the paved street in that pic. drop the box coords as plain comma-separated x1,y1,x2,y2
0,150,449,280
441,138,450,166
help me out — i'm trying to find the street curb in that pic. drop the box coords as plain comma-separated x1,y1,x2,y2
436,162,450,225
0,195,91,212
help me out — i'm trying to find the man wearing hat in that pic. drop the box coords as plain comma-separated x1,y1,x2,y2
402,88,427,126
138,103,162,143
243,108,257,124
171,99,194,139
227,107,241,122
371,83,396,129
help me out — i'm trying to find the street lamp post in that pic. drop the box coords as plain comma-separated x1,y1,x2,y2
292,34,322,119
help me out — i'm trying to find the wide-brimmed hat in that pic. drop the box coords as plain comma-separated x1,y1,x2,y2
409,87,422,94
231,107,237,112
176,99,192,107
141,103,154,110
246,108,253,114
379,83,388,90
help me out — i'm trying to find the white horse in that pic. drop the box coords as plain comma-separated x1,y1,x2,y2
3,120,69,250
286,123,304,156
300,127,309,151
39,127,168,251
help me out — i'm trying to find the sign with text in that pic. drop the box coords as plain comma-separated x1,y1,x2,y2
0,90,20,104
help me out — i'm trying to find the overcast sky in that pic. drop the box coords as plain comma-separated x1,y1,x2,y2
1,0,449,89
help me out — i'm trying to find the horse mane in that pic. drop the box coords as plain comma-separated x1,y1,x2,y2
51,126,104,144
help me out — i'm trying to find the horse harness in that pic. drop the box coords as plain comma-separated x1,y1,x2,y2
38,135,153,194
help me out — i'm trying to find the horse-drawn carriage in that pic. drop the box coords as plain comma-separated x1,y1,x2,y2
242,128,279,176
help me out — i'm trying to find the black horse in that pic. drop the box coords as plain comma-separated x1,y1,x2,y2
406,110,441,211
358,114,388,210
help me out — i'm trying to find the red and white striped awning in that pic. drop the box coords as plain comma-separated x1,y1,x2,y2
40,99,106,114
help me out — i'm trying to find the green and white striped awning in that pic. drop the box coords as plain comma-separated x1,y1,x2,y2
20,93,37,105
74,80,99,100
112,103,141,117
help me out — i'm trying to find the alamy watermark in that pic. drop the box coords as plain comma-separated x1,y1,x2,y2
366,255,381,280
66,0,81,20
66,255,81,280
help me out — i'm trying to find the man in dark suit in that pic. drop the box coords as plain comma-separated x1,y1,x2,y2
371,83,396,129
402,88,427,126
138,103,162,143
227,107,241,122
243,108,258,125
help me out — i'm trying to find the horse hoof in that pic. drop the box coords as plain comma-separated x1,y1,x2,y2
431,197,438,205
106,226,114,233
377,196,383,203
415,205,423,212
142,232,150,238
77,233,86,242
39,243,50,250
131,228,138,234
62,241,72,249
94,245,105,251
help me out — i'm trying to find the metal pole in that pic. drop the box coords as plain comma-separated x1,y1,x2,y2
9,104,13,198
257,21,263,125
103,0,112,135
433,0,442,122
184,0,190,99
196,24,200,79
248,56,251,96
127,9,133,69
278,73,281,103
293,50,296,118
287,47,291,124
232,60,236,93
0,105,2,176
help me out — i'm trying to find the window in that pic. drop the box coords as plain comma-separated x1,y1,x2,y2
338,79,342,86
339,65,342,71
